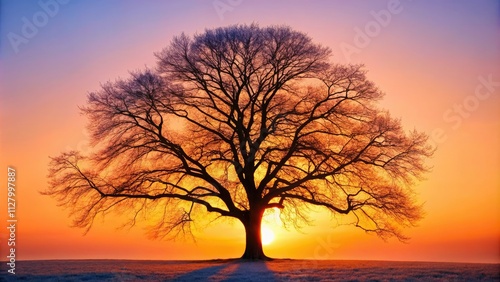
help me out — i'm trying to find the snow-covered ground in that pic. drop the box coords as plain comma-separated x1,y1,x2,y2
6,259,500,281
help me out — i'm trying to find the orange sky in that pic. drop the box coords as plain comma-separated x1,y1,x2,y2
1,0,499,263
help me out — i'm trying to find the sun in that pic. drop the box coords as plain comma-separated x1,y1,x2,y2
261,226,275,245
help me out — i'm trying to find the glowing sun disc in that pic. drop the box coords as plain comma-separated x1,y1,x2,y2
261,226,275,245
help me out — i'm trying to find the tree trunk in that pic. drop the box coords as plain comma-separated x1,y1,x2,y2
240,209,269,260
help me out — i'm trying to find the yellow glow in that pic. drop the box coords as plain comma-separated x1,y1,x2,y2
2,2,499,263
261,226,275,245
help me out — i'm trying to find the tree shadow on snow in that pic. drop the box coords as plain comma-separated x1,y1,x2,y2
173,260,279,281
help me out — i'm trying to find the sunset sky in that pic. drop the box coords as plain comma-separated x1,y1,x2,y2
1,0,499,263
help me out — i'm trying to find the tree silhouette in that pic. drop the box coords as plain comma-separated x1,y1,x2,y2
45,25,433,260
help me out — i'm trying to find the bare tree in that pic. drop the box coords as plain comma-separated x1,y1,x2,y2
45,25,433,260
